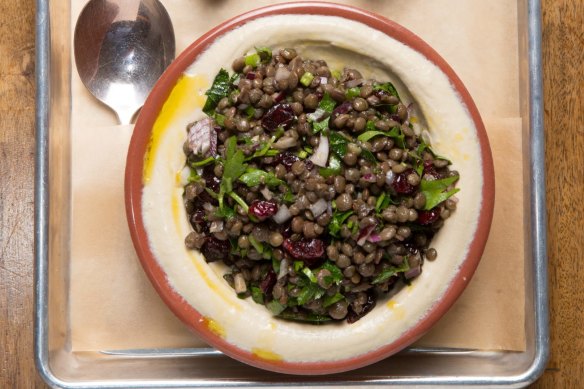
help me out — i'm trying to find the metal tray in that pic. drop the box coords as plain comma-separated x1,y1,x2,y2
34,0,549,387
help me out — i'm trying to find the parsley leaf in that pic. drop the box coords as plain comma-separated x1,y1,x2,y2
420,175,460,210
329,131,349,158
319,262,343,284
328,210,353,238
319,154,342,178
250,286,264,304
219,136,248,210
239,168,285,188
372,258,410,284
323,292,345,308
309,92,337,133
266,300,286,315
359,123,406,148
345,87,361,99
202,69,231,116
375,192,396,213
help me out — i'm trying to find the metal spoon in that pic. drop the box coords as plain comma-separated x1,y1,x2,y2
74,0,175,124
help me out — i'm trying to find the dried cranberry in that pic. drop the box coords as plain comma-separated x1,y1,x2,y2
202,165,220,193
190,208,208,233
262,103,295,131
346,291,377,324
392,168,417,195
280,224,293,239
248,200,278,221
417,208,441,225
423,160,442,180
273,152,299,171
259,269,277,296
390,114,402,123
282,238,325,265
201,237,230,262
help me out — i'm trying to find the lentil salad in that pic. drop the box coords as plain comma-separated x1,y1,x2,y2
181,47,460,323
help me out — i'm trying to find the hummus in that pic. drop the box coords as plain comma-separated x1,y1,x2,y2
141,14,482,364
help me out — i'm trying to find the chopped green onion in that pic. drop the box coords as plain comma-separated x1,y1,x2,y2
345,87,361,99
300,72,315,87
244,53,261,67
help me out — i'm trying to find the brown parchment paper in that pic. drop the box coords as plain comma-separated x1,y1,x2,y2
69,0,525,352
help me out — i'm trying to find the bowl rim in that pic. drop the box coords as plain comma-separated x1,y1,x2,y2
125,1,495,375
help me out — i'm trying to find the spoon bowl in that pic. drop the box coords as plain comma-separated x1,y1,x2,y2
74,0,175,124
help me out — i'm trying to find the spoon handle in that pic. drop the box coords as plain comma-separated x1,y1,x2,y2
115,107,138,126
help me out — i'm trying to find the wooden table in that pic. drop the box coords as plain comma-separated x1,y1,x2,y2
0,0,581,387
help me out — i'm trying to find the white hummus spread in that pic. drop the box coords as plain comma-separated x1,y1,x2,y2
141,14,482,363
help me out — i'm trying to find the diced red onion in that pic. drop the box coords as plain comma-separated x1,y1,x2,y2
385,171,395,185
273,137,298,150
357,225,376,246
245,72,257,80
278,258,289,279
367,233,381,243
362,173,377,183
404,266,422,280
307,108,326,122
309,199,328,218
203,202,214,212
272,91,285,103
272,204,292,224
275,67,291,82
421,129,433,145
404,102,415,127
345,78,364,88
319,77,328,85
209,220,224,233
234,273,247,294
309,134,329,167
260,187,273,200
179,166,191,185
187,117,217,157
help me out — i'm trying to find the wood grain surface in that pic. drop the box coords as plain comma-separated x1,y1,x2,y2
0,0,581,387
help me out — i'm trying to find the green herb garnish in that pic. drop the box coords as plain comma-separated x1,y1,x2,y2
328,131,349,158
319,154,342,178
372,258,410,284
267,300,286,315
310,92,337,133
251,286,264,304
218,137,249,211
202,68,231,116
239,168,285,188
359,123,406,149
323,293,345,308
345,87,361,99
328,210,353,238
420,175,460,210
189,156,216,168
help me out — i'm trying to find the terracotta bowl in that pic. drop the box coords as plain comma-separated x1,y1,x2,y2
125,2,495,375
